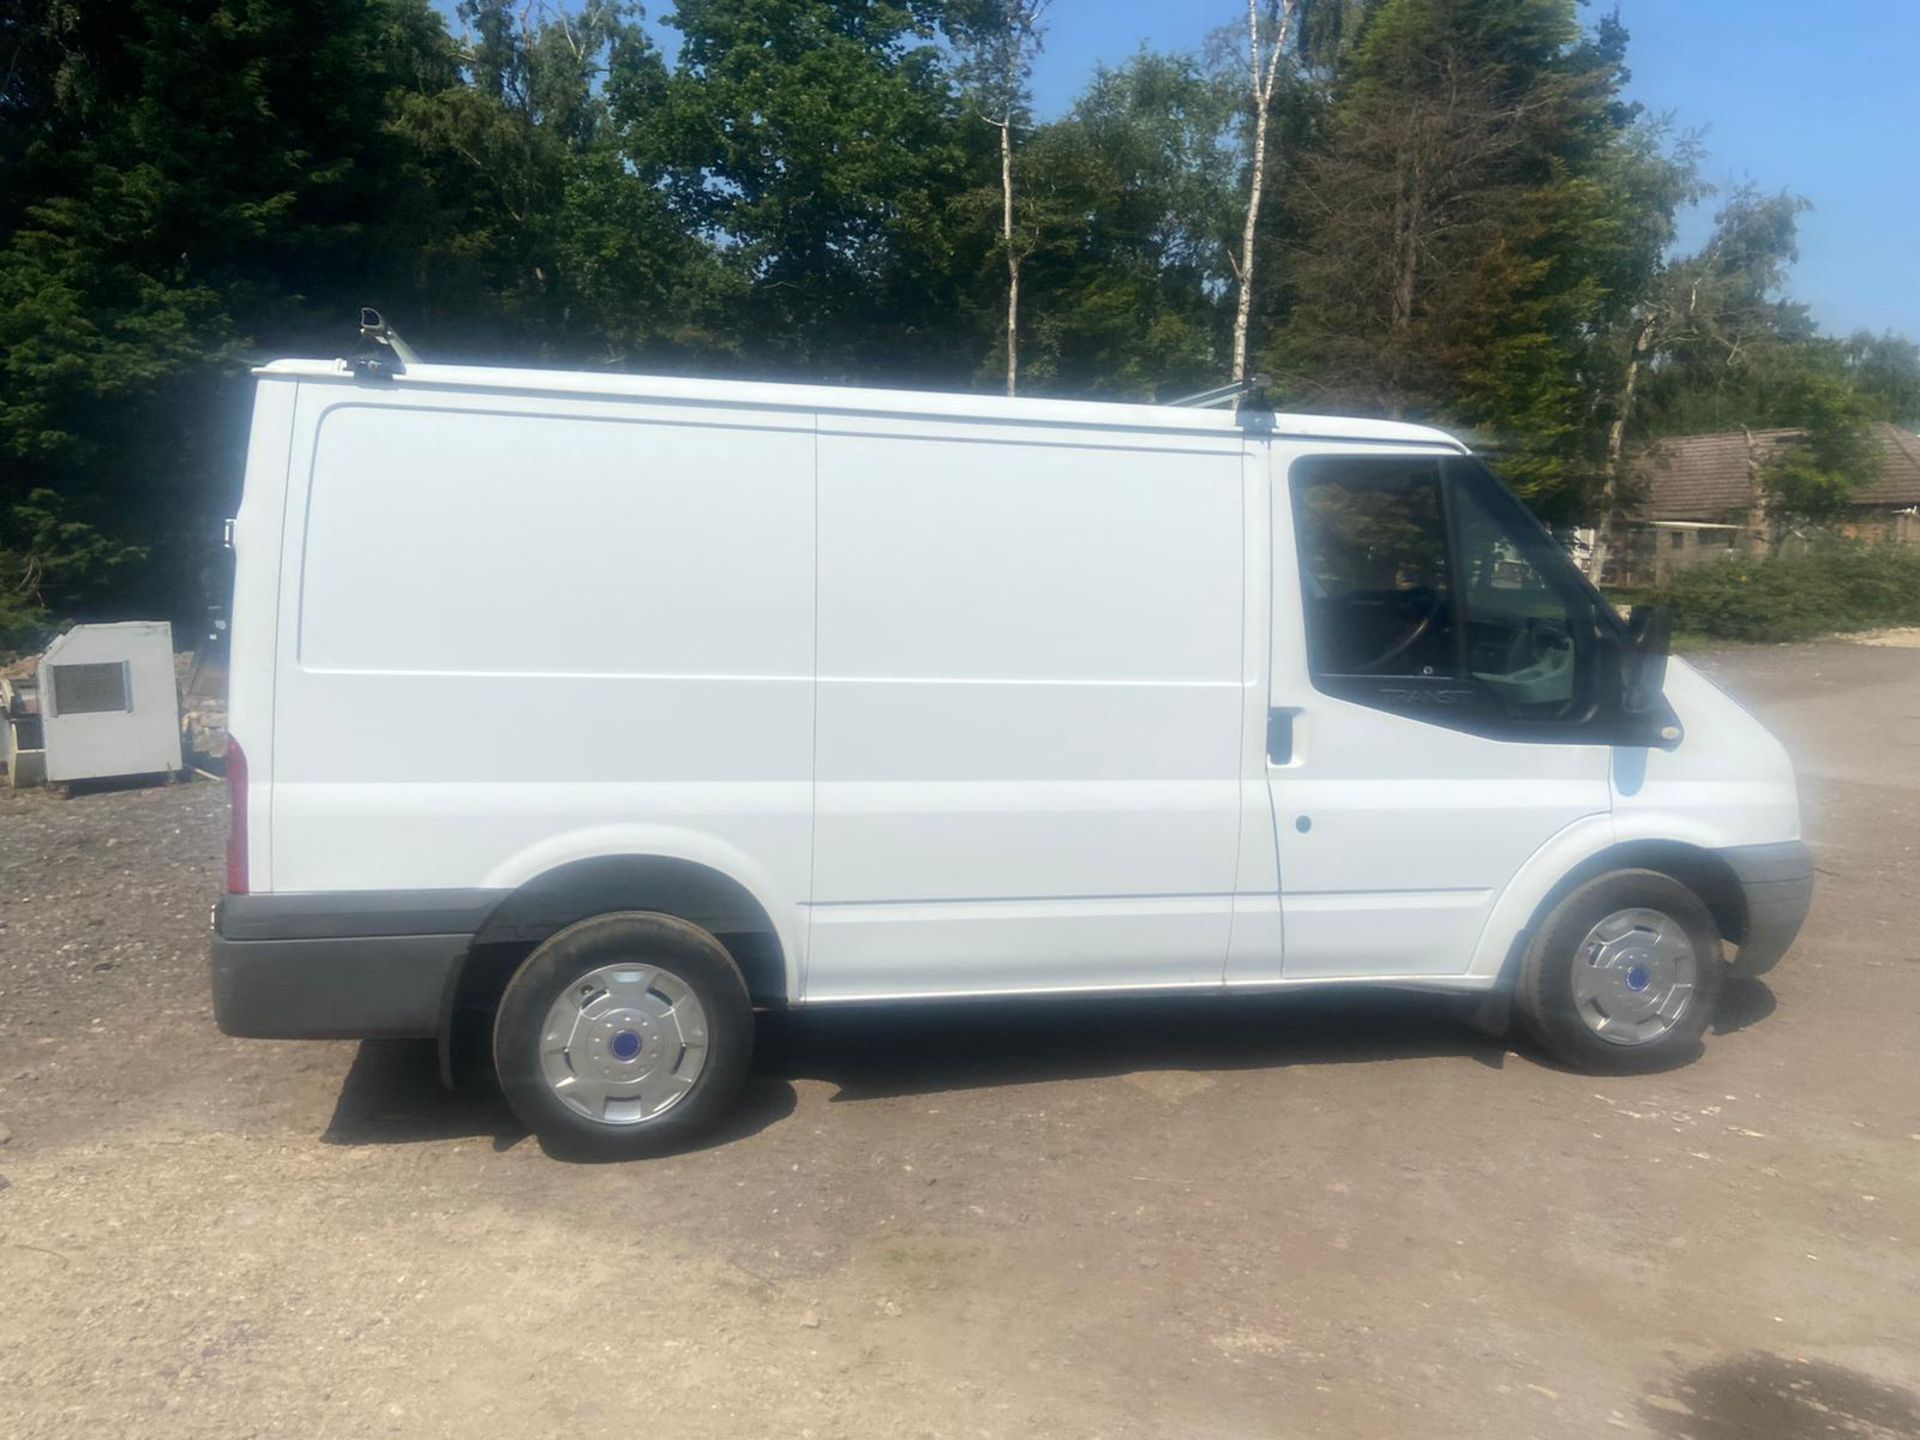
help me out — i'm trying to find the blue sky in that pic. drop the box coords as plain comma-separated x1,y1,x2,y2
441,1,1918,340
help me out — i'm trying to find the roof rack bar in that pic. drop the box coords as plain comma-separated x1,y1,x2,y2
1167,374,1271,409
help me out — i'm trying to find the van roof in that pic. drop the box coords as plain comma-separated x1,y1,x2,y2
254,358,1467,450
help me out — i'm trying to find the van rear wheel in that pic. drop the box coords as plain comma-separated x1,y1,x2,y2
1515,869,1723,1072
493,912,753,1158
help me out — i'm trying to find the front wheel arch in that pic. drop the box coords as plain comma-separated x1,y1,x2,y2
1515,841,1747,960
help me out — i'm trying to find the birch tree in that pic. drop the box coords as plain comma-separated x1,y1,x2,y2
958,0,1052,396
1230,0,1300,385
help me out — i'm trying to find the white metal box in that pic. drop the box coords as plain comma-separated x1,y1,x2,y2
39,621,183,783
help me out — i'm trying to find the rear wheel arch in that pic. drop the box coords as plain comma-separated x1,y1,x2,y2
441,855,790,1085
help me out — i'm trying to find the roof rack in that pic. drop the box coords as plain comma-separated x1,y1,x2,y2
1167,374,1271,409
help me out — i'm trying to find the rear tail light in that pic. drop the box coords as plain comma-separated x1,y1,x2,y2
225,739,249,894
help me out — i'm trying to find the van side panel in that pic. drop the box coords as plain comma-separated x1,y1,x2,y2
269,389,816,972
806,421,1247,999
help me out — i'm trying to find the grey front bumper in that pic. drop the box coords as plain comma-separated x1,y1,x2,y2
1721,840,1814,978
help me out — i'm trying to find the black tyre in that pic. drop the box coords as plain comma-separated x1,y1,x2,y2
1515,869,1723,1073
493,911,754,1158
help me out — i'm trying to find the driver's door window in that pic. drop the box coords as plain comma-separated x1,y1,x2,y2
1291,452,1598,735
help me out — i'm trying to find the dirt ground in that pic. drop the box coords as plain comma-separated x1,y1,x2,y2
2,642,1917,1440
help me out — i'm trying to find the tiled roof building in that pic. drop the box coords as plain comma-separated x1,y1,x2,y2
1614,423,1920,584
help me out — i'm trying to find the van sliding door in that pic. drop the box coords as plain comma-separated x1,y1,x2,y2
805,420,1249,1001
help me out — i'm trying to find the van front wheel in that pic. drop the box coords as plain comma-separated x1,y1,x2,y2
493,912,754,1158
1515,869,1723,1072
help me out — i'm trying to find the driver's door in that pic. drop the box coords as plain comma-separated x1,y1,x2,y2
1264,448,1612,980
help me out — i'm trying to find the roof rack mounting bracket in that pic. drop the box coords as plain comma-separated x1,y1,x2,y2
343,355,399,384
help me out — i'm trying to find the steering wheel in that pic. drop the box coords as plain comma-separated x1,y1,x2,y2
1352,585,1448,674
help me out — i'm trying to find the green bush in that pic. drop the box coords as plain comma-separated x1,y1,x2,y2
1645,542,1920,643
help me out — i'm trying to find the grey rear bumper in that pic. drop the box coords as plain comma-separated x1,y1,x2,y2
1721,840,1814,978
211,892,494,1039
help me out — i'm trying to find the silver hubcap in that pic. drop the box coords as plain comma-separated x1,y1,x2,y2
539,963,710,1124
1571,907,1698,1046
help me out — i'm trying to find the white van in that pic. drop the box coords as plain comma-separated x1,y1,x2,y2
211,358,1812,1156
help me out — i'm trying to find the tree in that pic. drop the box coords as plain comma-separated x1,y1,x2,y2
1633,187,1820,439
659,0,983,382
0,0,455,646
0,490,148,656
1272,0,1669,516
1761,366,1883,529
1609,189,1900,550
1011,51,1242,396
394,0,725,365
953,0,1052,395
1840,330,1920,429
1229,0,1302,385
1577,122,1708,579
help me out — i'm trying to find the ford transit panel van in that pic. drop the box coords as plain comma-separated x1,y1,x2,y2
211,359,1812,1156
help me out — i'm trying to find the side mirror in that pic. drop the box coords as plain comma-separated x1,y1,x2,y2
1623,605,1670,713
1613,604,1682,748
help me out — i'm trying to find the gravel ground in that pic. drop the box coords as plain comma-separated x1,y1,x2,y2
1,642,1917,1439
